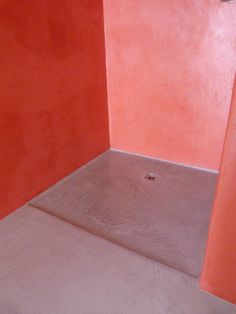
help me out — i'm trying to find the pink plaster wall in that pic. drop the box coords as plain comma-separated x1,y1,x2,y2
103,0,236,170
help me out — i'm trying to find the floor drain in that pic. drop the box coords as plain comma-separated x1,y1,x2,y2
145,173,156,180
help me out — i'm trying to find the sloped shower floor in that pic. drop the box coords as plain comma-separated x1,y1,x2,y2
30,149,217,278
1,205,236,313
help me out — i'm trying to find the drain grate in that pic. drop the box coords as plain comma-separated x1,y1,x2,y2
145,173,156,181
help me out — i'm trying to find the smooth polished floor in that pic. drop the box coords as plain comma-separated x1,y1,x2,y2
30,149,217,278
0,205,235,314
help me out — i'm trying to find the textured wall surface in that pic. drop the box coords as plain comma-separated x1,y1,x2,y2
104,0,236,170
0,0,109,218
201,76,236,304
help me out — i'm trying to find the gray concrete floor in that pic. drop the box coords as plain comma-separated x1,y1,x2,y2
30,149,217,278
0,205,235,314
1,149,232,313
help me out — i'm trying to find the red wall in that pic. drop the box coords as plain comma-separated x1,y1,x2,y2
0,0,109,219
103,0,236,170
201,76,236,304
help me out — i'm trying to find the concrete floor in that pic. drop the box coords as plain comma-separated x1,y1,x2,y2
1,149,233,313
0,205,235,314
30,149,217,278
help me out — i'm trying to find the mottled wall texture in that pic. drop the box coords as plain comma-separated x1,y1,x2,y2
1,0,236,305
104,0,236,170
0,0,109,219
201,76,236,305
